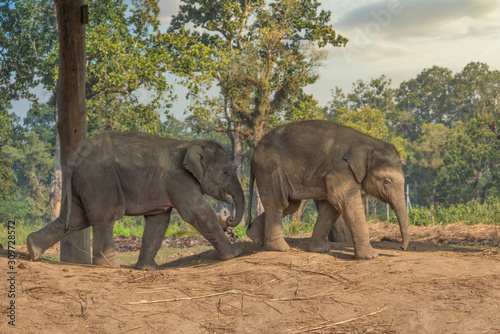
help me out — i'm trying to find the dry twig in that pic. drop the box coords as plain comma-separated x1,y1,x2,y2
116,325,143,334
282,306,389,333
127,290,268,305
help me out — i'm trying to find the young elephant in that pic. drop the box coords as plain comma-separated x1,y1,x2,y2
27,132,245,270
246,120,409,259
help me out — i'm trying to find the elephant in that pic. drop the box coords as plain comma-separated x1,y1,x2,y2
246,120,409,260
27,132,245,270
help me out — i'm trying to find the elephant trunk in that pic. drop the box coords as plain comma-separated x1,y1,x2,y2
225,183,245,227
393,199,410,251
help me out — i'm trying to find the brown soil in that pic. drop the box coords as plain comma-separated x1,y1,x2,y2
2,222,500,333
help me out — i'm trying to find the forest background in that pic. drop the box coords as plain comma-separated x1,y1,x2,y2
1,0,499,244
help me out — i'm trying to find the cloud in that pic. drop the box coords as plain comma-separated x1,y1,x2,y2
158,0,182,24
336,0,500,41
328,0,500,65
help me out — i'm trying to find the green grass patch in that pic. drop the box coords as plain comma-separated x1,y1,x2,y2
0,220,43,248
113,213,202,238
402,197,500,226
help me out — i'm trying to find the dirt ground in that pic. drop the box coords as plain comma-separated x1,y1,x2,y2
2,222,500,333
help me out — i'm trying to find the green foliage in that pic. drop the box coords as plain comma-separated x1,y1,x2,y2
0,0,58,102
334,106,409,161
113,216,144,237
85,0,175,135
2,131,53,223
0,220,43,247
283,92,326,122
168,0,347,151
402,198,500,227
434,197,500,226
113,214,202,238
396,66,454,136
0,100,18,198
165,222,201,238
283,216,314,236
407,206,433,226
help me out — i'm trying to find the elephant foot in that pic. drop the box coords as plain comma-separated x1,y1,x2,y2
93,253,120,268
264,237,290,252
308,238,330,253
246,224,264,247
354,245,379,260
27,233,43,261
135,261,159,271
218,244,242,261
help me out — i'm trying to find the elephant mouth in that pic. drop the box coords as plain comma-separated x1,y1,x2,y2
218,190,231,204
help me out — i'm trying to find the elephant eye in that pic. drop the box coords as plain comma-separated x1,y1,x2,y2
383,177,392,185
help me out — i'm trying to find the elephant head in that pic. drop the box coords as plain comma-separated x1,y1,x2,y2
344,144,410,250
183,142,245,227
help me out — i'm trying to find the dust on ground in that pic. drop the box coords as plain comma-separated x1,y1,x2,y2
2,222,500,333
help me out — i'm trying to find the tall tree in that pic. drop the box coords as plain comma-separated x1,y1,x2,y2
85,0,174,135
450,62,500,140
1,0,175,222
167,0,347,177
329,75,415,141
396,66,453,140
0,97,17,198
0,0,58,103
443,118,500,204
55,0,90,264
406,123,450,206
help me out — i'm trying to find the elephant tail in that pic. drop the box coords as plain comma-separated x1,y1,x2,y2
64,164,74,232
246,164,255,228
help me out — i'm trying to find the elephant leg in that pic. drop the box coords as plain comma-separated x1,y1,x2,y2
92,221,119,267
176,194,242,261
328,215,353,243
27,199,89,261
333,192,378,260
246,213,265,247
247,200,301,248
135,212,171,270
309,200,340,253
283,200,301,216
263,207,290,252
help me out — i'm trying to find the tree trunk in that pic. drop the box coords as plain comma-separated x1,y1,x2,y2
56,0,91,264
482,159,490,203
293,200,309,224
365,195,369,217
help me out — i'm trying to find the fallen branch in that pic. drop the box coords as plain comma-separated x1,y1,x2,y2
282,306,389,333
127,290,268,305
116,325,143,334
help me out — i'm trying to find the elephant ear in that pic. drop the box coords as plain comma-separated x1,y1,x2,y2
343,145,374,183
182,144,207,183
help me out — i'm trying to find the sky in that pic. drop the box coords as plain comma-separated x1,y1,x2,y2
155,0,500,119
12,0,500,121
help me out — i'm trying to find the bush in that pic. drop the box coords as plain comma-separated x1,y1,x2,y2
408,206,433,226
113,213,202,238
114,216,144,237
0,220,44,247
402,197,500,226
434,197,500,225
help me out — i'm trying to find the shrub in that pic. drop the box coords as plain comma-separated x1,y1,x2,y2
408,206,433,226
434,197,500,225
400,197,500,226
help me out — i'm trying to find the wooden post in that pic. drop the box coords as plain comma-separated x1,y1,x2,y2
56,0,91,264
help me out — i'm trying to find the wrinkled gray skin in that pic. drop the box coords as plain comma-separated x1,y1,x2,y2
246,120,409,260
27,132,244,270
